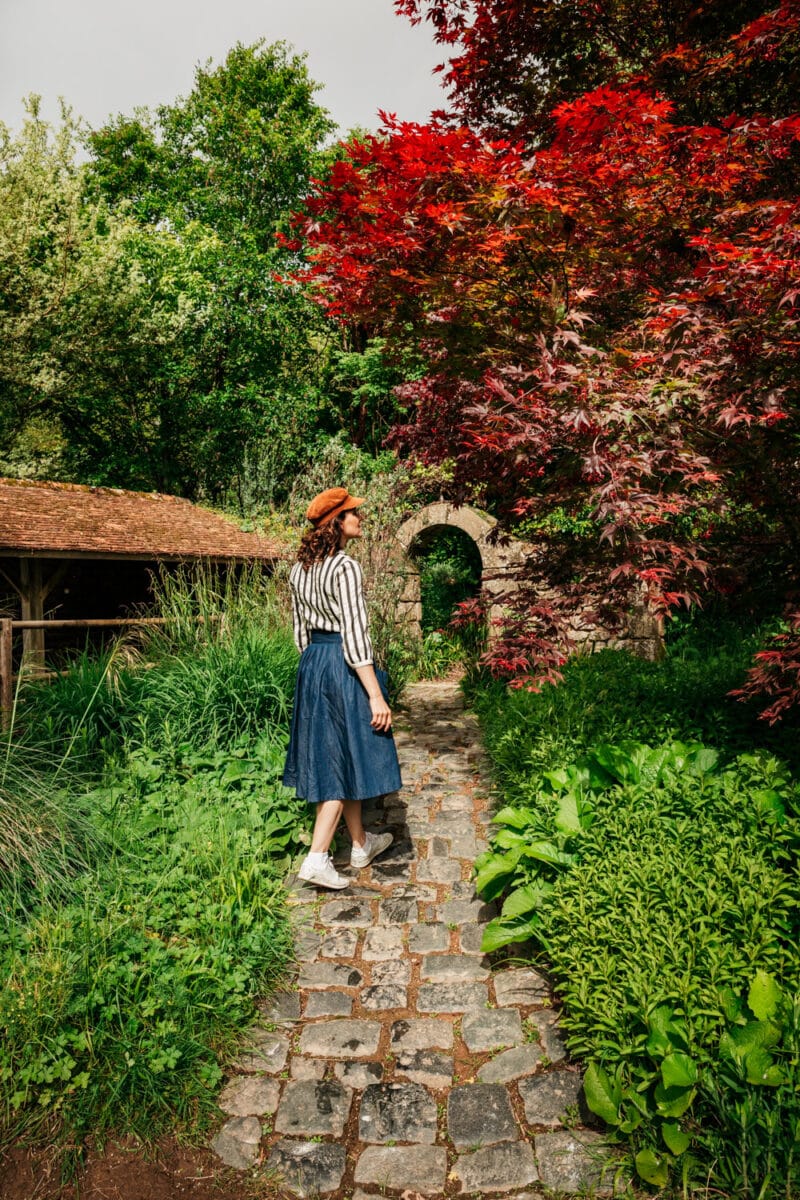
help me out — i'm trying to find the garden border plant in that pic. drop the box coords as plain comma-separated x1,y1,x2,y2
470,618,800,1197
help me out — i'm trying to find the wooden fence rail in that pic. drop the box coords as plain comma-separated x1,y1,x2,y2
0,615,214,730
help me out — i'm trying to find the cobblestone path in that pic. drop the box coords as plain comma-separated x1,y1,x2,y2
211,681,613,1198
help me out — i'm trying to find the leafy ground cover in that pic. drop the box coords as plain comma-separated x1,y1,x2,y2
0,569,307,1167
469,615,800,1196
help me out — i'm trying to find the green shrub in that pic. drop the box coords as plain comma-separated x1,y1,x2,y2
470,618,800,1196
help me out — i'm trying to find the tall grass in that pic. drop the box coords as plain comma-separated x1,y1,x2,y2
0,564,304,1158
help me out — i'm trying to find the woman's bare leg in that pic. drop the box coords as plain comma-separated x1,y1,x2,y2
342,799,366,849
310,799,344,853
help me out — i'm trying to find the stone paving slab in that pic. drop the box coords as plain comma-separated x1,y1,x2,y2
362,926,404,960
494,967,550,1007
267,1140,347,1198
318,928,358,957
334,1060,384,1088
407,922,449,953
370,959,411,986
319,899,373,927
535,1129,615,1194
395,1049,453,1089
218,1076,280,1117
361,984,408,1010
304,990,353,1017
529,1008,568,1063
298,1019,381,1058
354,1145,448,1195
478,1043,544,1084
452,1142,539,1192
274,1079,353,1137
298,961,363,990
390,1018,454,1051
420,952,490,982
519,1070,585,1126
438,897,495,924
290,1057,326,1080
448,1083,518,1149
416,982,489,1012
462,1008,524,1051
263,990,301,1024
211,1116,262,1169
358,1081,438,1144
232,1031,289,1074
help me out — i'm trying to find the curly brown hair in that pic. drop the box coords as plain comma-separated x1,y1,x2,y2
297,514,346,569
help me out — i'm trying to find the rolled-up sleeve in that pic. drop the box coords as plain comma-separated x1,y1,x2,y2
336,557,373,668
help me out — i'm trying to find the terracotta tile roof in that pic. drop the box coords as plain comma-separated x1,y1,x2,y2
0,478,285,561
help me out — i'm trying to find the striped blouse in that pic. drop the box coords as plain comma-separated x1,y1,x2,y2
289,551,374,669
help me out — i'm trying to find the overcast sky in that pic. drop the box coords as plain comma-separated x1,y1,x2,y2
1,0,447,136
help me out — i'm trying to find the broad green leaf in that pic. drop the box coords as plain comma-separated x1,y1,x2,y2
542,767,571,791
743,1047,785,1087
752,788,785,820
686,744,719,775
646,1006,688,1057
748,970,782,1022
661,1053,697,1089
474,848,522,900
719,986,744,1023
492,805,534,830
479,914,540,953
720,1019,781,1064
520,840,575,867
583,1063,621,1125
654,1082,696,1118
221,760,254,783
635,1148,670,1186
502,882,552,919
494,828,528,849
554,790,583,834
662,1123,690,1156
590,743,640,784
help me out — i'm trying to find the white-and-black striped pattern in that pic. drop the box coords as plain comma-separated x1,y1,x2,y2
289,550,374,668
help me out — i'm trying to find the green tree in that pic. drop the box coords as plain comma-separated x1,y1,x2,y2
0,44,339,507
79,41,337,505
0,99,91,476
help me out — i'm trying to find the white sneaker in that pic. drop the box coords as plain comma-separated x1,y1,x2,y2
297,854,350,890
350,830,394,869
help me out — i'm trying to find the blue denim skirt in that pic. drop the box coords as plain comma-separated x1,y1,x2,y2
282,631,403,804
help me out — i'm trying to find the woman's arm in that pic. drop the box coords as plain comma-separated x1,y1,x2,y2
336,558,392,731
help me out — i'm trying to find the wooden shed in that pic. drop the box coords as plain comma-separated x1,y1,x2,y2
0,477,285,696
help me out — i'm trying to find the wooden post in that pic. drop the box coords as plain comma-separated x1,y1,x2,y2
0,619,12,731
19,558,46,671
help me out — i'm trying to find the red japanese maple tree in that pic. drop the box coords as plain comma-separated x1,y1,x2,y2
292,1,800,711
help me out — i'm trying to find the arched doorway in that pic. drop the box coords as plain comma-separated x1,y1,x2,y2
409,525,483,635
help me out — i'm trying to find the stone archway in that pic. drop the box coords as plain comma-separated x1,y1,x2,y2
394,501,523,636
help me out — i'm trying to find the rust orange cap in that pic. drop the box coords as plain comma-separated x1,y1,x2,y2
305,487,366,527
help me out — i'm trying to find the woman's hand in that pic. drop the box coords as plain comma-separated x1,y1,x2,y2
369,693,392,732
355,663,393,731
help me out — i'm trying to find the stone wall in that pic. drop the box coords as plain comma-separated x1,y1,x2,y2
394,501,663,661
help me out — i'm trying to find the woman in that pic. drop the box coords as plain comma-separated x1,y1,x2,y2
283,486,402,889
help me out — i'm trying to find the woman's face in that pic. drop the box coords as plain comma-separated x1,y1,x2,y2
340,508,364,544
